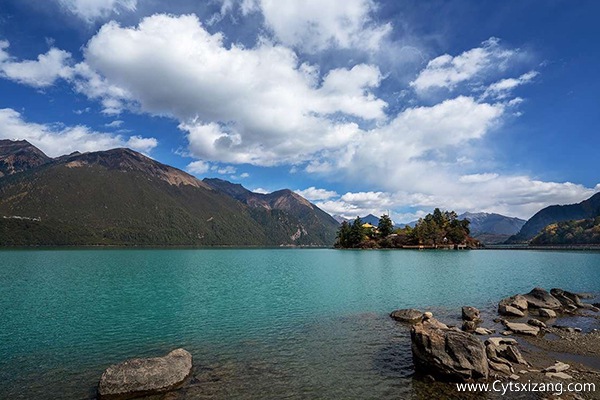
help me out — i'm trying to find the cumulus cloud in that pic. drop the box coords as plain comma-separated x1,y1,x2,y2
410,37,518,94
57,0,137,22
0,108,157,157
104,120,123,128
238,0,391,53
186,160,210,175
294,187,339,201
0,41,72,88
80,14,385,164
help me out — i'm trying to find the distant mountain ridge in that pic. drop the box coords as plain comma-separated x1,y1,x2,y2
0,140,338,246
458,212,526,244
508,192,600,243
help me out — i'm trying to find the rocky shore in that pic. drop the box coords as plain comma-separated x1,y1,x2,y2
391,287,600,399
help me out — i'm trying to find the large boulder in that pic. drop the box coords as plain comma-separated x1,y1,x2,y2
498,304,525,317
390,309,423,323
538,308,557,318
411,317,489,381
499,294,528,311
522,287,562,310
98,348,192,399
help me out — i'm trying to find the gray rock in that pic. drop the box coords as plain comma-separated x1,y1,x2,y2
502,321,540,336
545,372,572,379
411,318,489,381
543,362,570,373
498,294,528,311
538,308,557,318
462,306,481,322
498,344,528,365
580,303,600,312
489,360,513,375
550,288,584,308
509,374,520,380
527,319,547,328
498,304,525,317
501,331,513,336
522,287,562,310
485,337,518,347
474,327,494,335
423,311,434,320
462,320,477,332
390,308,423,323
98,348,192,399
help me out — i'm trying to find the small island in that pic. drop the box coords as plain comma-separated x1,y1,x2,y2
335,208,480,249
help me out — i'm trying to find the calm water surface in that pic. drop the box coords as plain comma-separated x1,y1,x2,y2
1,249,599,399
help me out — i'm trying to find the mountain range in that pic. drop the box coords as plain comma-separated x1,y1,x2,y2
507,192,600,243
458,212,526,244
0,140,338,246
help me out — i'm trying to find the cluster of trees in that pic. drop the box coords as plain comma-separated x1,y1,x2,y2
531,217,600,245
335,208,473,249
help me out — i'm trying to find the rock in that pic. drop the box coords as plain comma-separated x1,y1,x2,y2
488,360,513,375
580,303,600,312
498,345,528,365
522,287,562,310
502,321,540,336
498,304,525,317
411,317,489,381
499,294,529,311
474,327,493,335
423,312,434,320
545,372,572,380
462,306,481,322
553,325,580,333
550,288,584,308
462,320,477,332
390,309,423,323
538,308,557,318
98,349,192,399
485,337,518,347
501,331,513,336
509,374,520,380
543,362,570,373
527,319,547,328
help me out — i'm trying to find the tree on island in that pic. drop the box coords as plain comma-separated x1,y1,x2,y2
335,209,475,249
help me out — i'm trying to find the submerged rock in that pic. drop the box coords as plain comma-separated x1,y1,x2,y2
411,317,488,381
98,348,192,399
390,309,423,323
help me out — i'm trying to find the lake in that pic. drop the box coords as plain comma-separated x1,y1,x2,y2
1,248,599,399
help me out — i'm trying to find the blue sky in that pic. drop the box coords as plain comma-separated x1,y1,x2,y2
0,0,599,221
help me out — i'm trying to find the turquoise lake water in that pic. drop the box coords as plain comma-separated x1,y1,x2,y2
1,248,599,399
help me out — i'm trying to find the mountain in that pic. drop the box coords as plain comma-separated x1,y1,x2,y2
507,192,600,243
531,217,600,245
458,212,526,244
203,178,339,246
0,139,51,177
0,141,337,246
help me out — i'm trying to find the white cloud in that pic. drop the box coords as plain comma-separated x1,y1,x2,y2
483,70,538,99
0,41,72,88
252,187,270,194
125,135,157,153
187,160,210,174
212,165,237,175
104,120,123,128
410,37,517,94
80,14,385,164
238,0,391,53
57,0,137,22
294,187,339,201
0,108,157,157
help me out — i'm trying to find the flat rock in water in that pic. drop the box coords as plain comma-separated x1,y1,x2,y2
474,327,493,335
98,348,192,399
485,337,517,347
543,362,570,373
545,372,572,380
390,309,423,323
527,318,547,328
498,294,528,311
502,321,540,336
